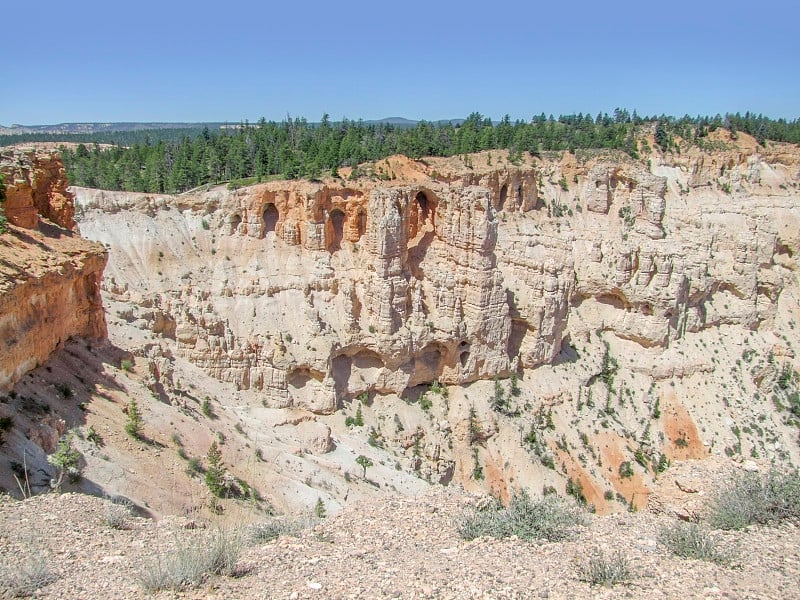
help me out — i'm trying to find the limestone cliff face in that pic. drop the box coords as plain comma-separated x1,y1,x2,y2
73,141,800,416
76,172,515,413
0,152,106,391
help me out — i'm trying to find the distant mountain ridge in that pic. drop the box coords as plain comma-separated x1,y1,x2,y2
0,117,463,136
0,122,226,135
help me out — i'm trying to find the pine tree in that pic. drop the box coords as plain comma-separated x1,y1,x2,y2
355,454,373,478
48,433,82,488
314,497,327,519
205,441,226,497
125,399,143,439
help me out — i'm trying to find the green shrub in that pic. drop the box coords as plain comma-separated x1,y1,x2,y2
576,548,632,586
86,425,102,445
47,433,82,488
314,497,327,519
205,442,226,497
355,454,373,478
54,382,73,398
565,477,586,505
419,394,432,411
125,399,144,439
186,457,204,476
201,397,215,419
471,447,484,480
618,461,634,479
458,491,585,542
707,469,800,530
121,359,134,372
658,522,734,564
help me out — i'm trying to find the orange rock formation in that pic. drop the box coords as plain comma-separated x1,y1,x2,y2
0,151,106,391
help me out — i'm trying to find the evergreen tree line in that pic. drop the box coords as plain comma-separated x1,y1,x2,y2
55,111,800,194
0,126,214,148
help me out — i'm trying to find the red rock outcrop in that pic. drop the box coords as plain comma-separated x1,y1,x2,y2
2,151,76,230
0,151,106,391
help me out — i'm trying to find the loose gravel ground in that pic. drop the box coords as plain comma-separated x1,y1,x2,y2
2,487,799,599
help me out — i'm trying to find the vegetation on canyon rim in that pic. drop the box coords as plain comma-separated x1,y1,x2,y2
47,110,800,194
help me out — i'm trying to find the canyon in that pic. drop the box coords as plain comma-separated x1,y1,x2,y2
1,131,799,523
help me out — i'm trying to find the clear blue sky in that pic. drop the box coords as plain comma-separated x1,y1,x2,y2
4,0,798,125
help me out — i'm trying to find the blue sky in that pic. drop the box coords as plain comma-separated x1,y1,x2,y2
3,0,798,125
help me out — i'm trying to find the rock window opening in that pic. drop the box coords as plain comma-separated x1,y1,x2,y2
499,184,508,211
263,203,279,236
410,191,435,240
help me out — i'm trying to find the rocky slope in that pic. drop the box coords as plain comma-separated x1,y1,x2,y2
58,130,800,516
2,460,800,599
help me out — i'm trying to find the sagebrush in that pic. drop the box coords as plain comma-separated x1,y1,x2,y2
658,521,735,565
137,528,243,592
458,491,586,542
575,548,632,587
707,469,800,530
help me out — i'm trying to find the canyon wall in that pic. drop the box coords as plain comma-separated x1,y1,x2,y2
72,135,800,508
0,151,107,391
75,137,800,413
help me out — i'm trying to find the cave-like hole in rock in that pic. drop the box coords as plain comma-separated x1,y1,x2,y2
263,203,279,236
230,214,242,235
517,185,524,208
499,184,508,210
416,191,430,223
327,209,345,253
287,368,314,389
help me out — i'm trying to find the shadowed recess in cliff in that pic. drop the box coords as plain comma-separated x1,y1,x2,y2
229,213,242,235
262,203,278,236
287,366,329,410
332,349,385,398
407,190,437,280
326,208,345,253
